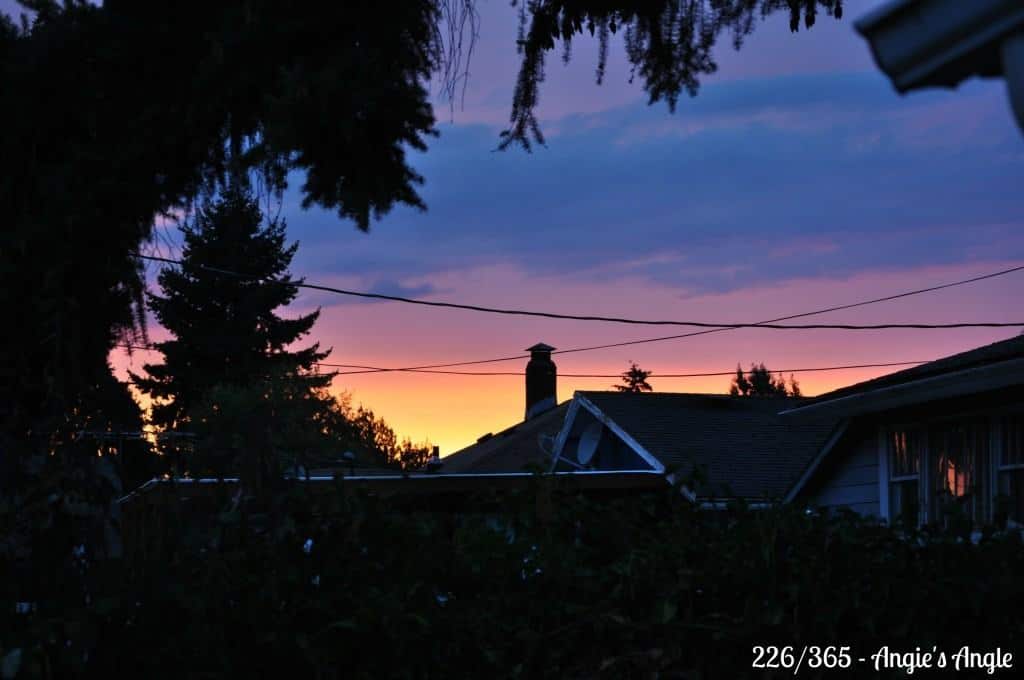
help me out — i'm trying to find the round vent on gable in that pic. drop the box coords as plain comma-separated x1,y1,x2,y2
577,422,603,465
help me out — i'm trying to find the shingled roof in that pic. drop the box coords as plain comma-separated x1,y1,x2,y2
795,333,1024,407
439,402,570,473
577,392,838,499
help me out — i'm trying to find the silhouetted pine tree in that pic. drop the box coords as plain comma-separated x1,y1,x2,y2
615,362,654,393
133,185,332,435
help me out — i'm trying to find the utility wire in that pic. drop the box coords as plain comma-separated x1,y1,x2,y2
308,262,1024,372
543,263,1024,359
115,344,927,379
124,256,1024,373
320,360,931,377
130,253,1024,331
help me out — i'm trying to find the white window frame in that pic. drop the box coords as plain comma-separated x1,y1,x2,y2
995,415,1024,527
882,424,924,526
880,415,1010,528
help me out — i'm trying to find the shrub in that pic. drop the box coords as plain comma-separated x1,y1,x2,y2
3,482,1023,678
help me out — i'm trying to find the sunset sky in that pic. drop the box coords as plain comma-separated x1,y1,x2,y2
49,0,1022,456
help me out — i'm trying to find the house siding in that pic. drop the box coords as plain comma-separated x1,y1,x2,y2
808,429,880,517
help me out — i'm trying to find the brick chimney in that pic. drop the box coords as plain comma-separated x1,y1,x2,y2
525,343,556,420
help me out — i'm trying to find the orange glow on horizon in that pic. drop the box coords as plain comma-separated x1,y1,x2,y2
109,259,1023,458
324,365,939,457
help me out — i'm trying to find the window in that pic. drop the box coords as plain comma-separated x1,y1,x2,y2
997,415,1024,527
928,420,988,528
885,415,1024,529
888,428,922,526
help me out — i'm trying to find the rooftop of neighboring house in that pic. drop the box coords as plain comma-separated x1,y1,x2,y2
779,333,1024,420
438,401,570,474
569,391,839,500
802,334,1024,405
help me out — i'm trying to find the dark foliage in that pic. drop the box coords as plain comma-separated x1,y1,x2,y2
3,486,1023,678
186,381,434,480
0,0,448,587
0,0,444,479
501,0,844,149
730,362,801,397
348,405,436,471
69,371,158,493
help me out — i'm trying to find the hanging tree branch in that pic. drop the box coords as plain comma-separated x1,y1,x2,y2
500,0,843,150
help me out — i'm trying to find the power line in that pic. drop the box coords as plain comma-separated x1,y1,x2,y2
310,262,1024,372
320,360,930,377
130,253,1024,331
544,263,1024,359
123,256,1024,373
114,343,927,379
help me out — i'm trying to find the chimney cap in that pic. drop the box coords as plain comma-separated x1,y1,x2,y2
526,342,556,353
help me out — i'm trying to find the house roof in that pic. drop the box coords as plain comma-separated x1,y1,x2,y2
439,402,570,473
791,334,1024,408
577,391,838,499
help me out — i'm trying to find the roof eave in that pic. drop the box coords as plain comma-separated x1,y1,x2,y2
780,356,1024,422
783,420,851,503
856,0,1024,90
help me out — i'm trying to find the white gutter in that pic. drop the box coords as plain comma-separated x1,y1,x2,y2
116,469,668,503
856,0,1024,132
119,470,779,508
